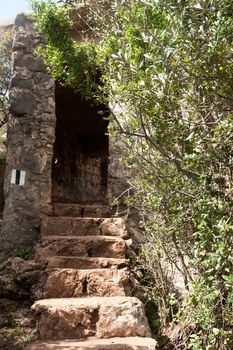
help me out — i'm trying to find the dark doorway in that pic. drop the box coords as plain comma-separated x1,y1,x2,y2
52,84,109,203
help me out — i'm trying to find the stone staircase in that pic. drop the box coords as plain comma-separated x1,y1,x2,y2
26,203,158,350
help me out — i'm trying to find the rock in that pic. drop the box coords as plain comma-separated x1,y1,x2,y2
14,13,35,31
36,235,126,258
45,256,128,270
97,298,152,338
25,337,158,350
101,218,128,237
14,56,46,72
41,217,128,238
9,91,36,115
0,257,46,300
0,274,29,299
11,75,34,89
45,268,131,298
0,299,36,350
32,297,151,340
53,203,112,217
13,33,34,51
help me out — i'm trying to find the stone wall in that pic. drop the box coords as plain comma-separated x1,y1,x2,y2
0,13,129,257
54,153,107,202
0,14,56,257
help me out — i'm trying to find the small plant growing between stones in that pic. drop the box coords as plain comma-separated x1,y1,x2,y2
0,255,5,264
17,241,37,260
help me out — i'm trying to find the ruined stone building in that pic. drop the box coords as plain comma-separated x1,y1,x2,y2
0,13,127,256
0,14,159,350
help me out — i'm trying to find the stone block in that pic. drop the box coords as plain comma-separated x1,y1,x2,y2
15,13,37,33
45,268,131,298
36,235,126,259
53,203,112,218
11,75,34,89
32,297,151,340
14,56,46,72
9,91,36,115
45,256,128,270
13,33,34,51
41,217,128,238
25,337,158,350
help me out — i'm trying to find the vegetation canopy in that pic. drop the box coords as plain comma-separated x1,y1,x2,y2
30,0,233,348
0,29,13,127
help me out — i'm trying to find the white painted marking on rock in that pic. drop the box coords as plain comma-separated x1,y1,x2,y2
11,169,26,185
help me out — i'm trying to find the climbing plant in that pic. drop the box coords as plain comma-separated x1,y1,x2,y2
0,29,13,126
30,0,99,97
30,0,233,348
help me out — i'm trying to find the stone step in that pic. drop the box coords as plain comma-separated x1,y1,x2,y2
44,268,131,298
53,203,113,218
26,336,158,350
31,297,151,340
36,235,126,259
45,256,128,269
41,217,128,238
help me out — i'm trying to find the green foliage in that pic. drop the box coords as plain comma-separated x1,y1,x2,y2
17,241,37,260
0,29,13,123
97,2,233,347
31,0,233,348
0,255,5,264
30,0,99,97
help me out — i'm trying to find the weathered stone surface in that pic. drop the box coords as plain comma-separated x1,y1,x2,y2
25,337,158,350
0,257,46,300
32,297,151,340
100,218,127,236
0,209,41,258
0,299,36,350
41,217,128,238
53,203,112,218
14,13,36,32
13,33,34,51
36,235,126,259
97,299,151,338
45,268,131,298
1,13,56,257
45,256,128,270
14,56,46,72
11,75,34,89
9,91,36,115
